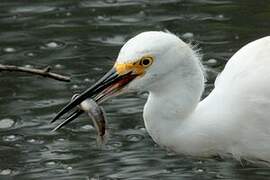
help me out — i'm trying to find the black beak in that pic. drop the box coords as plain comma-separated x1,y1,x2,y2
51,67,137,130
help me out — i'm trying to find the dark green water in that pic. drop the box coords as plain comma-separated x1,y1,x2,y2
0,0,270,179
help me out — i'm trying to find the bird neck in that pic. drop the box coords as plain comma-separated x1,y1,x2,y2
143,54,206,154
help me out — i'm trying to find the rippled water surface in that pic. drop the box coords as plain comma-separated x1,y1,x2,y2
1,0,270,179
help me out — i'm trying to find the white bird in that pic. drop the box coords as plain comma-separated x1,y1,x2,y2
52,31,270,164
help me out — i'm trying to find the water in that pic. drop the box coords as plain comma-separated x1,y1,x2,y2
0,0,270,179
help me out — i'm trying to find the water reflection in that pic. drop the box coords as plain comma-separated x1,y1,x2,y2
0,0,270,179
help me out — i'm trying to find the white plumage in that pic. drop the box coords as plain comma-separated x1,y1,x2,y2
115,32,270,163
53,31,270,165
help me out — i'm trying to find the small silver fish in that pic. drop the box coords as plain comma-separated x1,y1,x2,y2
52,94,108,145
77,96,108,145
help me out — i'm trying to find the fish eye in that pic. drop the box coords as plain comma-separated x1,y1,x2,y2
140,56,153,67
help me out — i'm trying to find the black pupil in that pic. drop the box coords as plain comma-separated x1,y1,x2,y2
142,59,150,66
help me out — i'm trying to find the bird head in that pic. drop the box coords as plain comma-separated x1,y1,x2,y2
51,31,194,127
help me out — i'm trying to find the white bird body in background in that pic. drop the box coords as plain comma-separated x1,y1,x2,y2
53,31,270,164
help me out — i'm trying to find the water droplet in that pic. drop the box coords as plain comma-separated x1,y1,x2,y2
206,59,217,65
195,168,204,173
67,166,72,170
121,17,139,23
24,64,33,68
93,67,102,71
111,142,122,148
27,139,35,143
96,15,110,21
3,47,16,53
54,64,64,69
0,169,12,175
217,14,224,19
71,84,79,90
84,78,94,83
44,41,65,49
4,135,15,141
126,134,144,142
0,118,15,129
27,138,44,144
46,42,59,48
66,12,72,16
26,52,35,57
182,32,194,39
46,161,56,166
3,135,21,142
81,124,95,131
97,16,105,20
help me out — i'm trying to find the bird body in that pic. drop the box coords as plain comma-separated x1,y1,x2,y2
143,34,270,163
53,31,270,164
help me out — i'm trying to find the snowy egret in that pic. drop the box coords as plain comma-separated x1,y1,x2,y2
52,31,270,164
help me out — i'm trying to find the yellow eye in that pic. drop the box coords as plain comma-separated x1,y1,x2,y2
140,56,153,67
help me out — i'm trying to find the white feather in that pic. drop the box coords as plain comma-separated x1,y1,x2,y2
116,32,270,164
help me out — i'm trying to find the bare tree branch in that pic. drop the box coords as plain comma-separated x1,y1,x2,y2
0,64,71,82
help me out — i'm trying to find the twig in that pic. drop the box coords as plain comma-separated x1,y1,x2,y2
0,64,71,82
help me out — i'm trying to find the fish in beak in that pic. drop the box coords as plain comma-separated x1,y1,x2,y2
51,61,145,129
53,94,109,145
